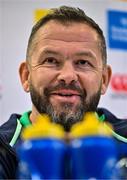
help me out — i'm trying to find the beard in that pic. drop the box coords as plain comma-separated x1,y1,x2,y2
29,81,101,131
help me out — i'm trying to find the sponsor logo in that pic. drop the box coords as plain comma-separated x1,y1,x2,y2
111,74,127,92
110,74,127,99
107,10,127,50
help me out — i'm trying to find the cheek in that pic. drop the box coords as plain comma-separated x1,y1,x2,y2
30,69,57,89
80,73,102,94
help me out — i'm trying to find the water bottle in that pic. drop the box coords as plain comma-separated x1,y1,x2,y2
69,112,119,179
18,114,67,179
115,140,127,179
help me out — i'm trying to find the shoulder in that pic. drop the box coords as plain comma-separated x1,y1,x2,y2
0,114,22,144
0,114,21,179
97,108,127,138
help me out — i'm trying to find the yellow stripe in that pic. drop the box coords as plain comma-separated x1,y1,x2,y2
104,122,127,143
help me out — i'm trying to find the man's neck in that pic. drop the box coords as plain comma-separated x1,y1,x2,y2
30,107,40,124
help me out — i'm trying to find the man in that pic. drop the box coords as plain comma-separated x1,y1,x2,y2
0,5,127,179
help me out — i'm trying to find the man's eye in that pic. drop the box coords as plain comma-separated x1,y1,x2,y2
44,57,58,64
76,60,91,66
75,59,95,70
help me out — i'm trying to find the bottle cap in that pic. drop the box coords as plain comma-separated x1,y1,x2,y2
70,112,113,138
22,114,65,140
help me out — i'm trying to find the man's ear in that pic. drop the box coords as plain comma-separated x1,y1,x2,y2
101,65,112,95
19,61,30,92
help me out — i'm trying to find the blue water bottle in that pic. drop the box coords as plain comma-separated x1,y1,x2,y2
18,114,67,179
114,140,127,179
69,112,119,179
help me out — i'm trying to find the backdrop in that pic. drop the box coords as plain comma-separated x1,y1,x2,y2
0,0,127,124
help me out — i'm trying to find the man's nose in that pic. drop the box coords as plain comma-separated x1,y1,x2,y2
57,62,78,84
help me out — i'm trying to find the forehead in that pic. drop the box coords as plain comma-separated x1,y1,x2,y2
33,20,99,44
30,20,102,63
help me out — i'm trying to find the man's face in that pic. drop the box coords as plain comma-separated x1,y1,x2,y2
25,21,108,130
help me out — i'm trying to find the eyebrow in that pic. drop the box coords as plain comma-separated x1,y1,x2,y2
41,49,59,55
39,49,96,60
74,51,96,59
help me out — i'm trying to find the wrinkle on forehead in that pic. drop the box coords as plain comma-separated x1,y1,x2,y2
31,39,100,59
36,46,98,62
32,39,101,58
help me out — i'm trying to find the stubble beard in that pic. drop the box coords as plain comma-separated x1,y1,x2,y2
29,82,101,131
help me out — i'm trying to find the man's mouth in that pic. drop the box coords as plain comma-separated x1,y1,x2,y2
51,89,81,96
54,93,77,96
50,89,81,103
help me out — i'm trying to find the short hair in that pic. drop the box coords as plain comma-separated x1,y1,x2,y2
26,6,107,65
